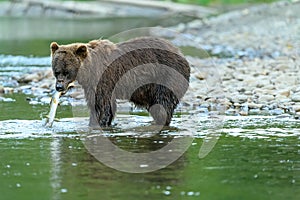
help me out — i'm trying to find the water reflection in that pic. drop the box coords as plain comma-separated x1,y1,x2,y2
0,126,299,199
50,138,63,200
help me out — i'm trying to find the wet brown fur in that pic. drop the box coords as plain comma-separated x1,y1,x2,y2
51,37,190,127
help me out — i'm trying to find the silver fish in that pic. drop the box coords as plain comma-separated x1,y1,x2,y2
44,82,75,127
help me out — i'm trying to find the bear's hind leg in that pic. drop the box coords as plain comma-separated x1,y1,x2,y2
148,91,178,126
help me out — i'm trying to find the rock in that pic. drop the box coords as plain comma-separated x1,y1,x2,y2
256,80,270,88
18,73,41,83
40,82,51,89
43,70,54,79
225,108,238,115
248,108,261,115
263,85,275,90
269,108,284,115
258,94,275,103
0,97,15,102
239,110,248,116
275,114,291,119
292,105,300,112
247,102,263,109
244,90,252,95
187,20,203,29
4,87,14,93
278,89,290,97
233,102,241,107
40,96,52,104
291,93,300,102
2,80,19,87
231,94,248,104
295,112,300,119
195,72,207,80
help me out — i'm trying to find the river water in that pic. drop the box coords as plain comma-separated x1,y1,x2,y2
0,16,299,200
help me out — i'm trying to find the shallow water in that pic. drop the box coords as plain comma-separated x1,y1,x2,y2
0,115,299,199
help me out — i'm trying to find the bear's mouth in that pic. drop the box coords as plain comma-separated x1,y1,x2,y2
61,82,75,95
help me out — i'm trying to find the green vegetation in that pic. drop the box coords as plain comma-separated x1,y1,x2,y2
171,0,275,6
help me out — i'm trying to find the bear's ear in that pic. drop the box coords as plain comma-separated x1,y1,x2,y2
76,45,88,59
50,42,59,54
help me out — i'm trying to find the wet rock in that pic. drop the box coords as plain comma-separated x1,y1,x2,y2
4,87,14,93
275,114,291,119
0,97,16,102
269,108,284,115
40,96,52,104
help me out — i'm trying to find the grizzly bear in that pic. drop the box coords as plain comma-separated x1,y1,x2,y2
50,37,190,127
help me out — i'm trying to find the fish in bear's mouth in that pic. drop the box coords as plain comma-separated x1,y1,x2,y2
56,81,75,95
43,81,75,127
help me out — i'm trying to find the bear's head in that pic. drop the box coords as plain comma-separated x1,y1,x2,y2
50,42,88,92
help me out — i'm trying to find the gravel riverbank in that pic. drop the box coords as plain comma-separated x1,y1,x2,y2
1,1,300,118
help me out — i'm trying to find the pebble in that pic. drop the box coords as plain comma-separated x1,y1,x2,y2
294,112,300,119
239,110,248,116
292,105,300,112
4,87,14,93
248,108,261,115
0,97,15,102
269,109,284,115
278,89,290,97
40,96,52,104
163,190,171,196
19,73,41,83
231,94,248,104
225,108,238,115
258,95,275,103
247,102,263,109
291,93,300,102
61,188,68,193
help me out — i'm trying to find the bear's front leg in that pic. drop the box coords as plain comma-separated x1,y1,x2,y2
94,98,116,127
89,108,99,128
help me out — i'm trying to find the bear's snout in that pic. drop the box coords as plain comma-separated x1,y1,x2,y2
56,82,65,92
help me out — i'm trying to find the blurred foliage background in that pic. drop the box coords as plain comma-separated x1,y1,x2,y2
170,0,275,6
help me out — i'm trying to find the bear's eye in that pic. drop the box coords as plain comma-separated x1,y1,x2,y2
62,71,68,76
54,71,60,76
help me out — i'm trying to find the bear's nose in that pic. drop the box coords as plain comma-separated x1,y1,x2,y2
56,83,64,92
